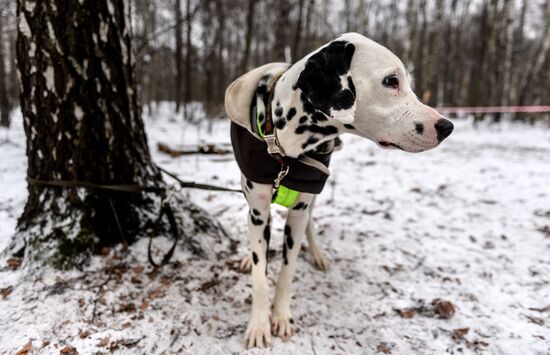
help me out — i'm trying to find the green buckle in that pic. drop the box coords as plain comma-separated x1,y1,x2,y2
272,185,300,207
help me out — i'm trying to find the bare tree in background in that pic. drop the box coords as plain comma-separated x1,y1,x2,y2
0,11,10,129
240,0,256,73
516,0,550,120
175,0,183,113
3,0,549,124
500,0,514,110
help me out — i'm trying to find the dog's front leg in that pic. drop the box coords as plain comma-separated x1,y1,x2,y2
241,175,273,348
272,193,315,341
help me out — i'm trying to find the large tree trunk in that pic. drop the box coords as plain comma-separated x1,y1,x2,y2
7,0,221,269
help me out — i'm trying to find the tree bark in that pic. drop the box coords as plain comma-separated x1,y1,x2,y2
175,0,183,113
292,0,305,62
0,12,10,128
7,0,221,269
516,0,550,117
500,0,514,109
273,0,292,62
240,0,256,73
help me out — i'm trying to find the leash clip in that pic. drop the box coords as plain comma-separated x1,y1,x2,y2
273,165,290,189
264,134,282,155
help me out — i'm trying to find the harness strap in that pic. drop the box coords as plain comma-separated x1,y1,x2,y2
263,81,286,165
262,79,291,193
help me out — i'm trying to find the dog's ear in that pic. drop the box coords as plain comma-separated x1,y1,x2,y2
293,40,356,124
225,63,289,129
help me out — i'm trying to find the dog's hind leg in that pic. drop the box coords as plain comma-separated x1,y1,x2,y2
240,175,273,349
305,198,329,271
271,193,315,341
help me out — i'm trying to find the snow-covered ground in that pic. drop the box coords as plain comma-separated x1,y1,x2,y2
1,105,549,354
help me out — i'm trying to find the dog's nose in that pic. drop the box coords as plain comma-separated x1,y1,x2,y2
434,119,454,142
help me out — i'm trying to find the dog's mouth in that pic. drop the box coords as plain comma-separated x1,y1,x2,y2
378,141,404,150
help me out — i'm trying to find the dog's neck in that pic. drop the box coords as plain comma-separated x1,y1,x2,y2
271,76,351,159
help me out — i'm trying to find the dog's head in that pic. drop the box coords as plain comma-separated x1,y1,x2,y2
276,32,453,153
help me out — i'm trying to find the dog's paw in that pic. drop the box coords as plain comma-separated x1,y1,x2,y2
310,246,329,271
240,254,252,273
271,312,294,341
245,316,272,349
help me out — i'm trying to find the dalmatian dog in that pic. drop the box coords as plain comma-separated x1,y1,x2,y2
224,32,454,348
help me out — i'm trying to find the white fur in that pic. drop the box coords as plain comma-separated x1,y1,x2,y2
275,33,444,157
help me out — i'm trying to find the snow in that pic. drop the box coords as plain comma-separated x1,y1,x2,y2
1,104,549,354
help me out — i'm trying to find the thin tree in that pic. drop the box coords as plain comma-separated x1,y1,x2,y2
500,0,514,110
175,0,183,113
0,12,10,129
240,0,256,73
5,0,222,269
183,0,193,119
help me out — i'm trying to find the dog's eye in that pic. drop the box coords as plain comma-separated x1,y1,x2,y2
382,75,399,89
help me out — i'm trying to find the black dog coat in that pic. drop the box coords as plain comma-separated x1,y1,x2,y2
226,63,333,195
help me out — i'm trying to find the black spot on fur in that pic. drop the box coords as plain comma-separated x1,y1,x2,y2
311,112,328,123
293,41,356,116
284,225,294,249
344,123,355,130
282,243,288,265
252,252,259,265
258,112,264,123
252,208,260,216
275,107,283,117
263,224,271,243
332,89,355,111
300,92,316,113
246,179,254,190
301,136,319,149
274,118,286,129
250,214,263,226
299,115,308,124
291,202,308,210
415,122,424,135
295,124,338,136
286,235,294,250
286,108,297,121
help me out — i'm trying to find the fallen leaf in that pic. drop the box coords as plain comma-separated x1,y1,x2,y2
7,257,22,270
376,342,391,353
432,299,456,319
133,265,144,274
97,336,109,347
121,322,131,329
396,308,415,319
119,303,136,313
78,330,91,339
1,286,13,299
452,327,470,340
59,345,78,355
15,340,32,355
130,275,142,284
